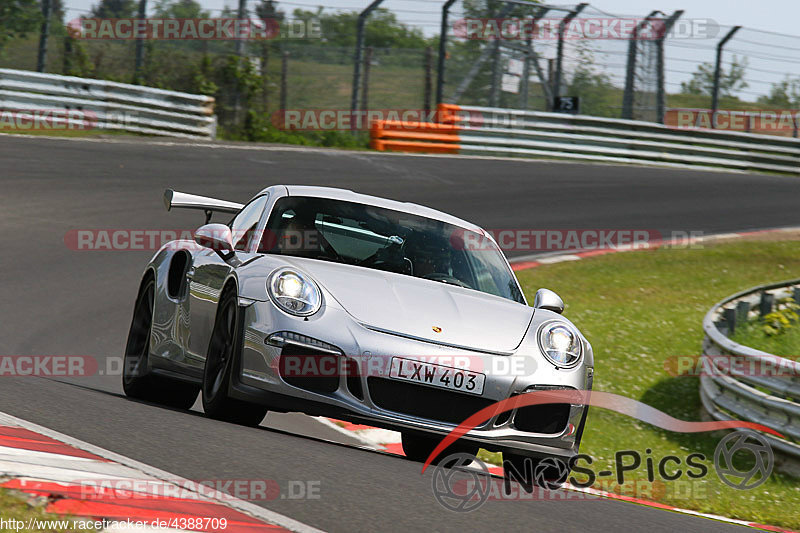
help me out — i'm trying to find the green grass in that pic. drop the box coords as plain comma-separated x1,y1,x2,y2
0,487,89,532
510,239,800,529
731,319,800,358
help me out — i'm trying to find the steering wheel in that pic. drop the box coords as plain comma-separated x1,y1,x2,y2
423,273,471,289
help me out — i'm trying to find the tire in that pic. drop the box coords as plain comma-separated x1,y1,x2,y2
123,276,199,409
503,453,570,491
202,287,268,426
401,432,478,464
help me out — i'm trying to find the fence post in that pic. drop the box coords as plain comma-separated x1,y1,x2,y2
261,42,270,112
134,0,147,82
622,10,661,120
235,0,247,57
62,29,73,74
280,51,288,111
656,10,683,124
360,46,373,127
449,2,516,104
554,3,586,99
520,7,550,110
351,0,384,118
489,41,501,107
711,26,741,129
436,0,458,105
424,46,433,113
36,0,52,72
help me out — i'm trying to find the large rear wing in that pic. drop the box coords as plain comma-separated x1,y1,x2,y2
163,189,243,223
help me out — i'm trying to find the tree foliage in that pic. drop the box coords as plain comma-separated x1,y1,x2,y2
758,76,800,108
152,0,208,19
290,7,430,49
90,0,137,18
680,56,748,97
0,0,41,52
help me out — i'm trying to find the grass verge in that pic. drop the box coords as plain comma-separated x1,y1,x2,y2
731,319,800,358
508,239,800,529
0,487,88,532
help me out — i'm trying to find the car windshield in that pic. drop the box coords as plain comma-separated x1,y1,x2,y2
258,196,525,304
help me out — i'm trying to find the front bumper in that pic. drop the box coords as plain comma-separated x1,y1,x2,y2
236,303,593,458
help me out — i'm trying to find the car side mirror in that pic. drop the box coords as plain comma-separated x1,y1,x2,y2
194,223,233,253
534,288,564,314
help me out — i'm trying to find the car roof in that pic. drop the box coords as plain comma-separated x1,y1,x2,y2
258,185,485,233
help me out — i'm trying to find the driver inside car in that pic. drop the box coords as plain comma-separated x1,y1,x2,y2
277,211,336,259
405,234,453,278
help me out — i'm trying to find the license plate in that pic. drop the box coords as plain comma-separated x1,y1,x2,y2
388,357,485,395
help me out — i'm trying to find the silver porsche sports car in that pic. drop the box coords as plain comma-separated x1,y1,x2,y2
123,185,593,475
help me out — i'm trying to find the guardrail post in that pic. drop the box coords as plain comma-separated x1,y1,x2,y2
436,0,458,106
794,287,800,305
553,3,587,99
723,307,737,333
351,0,384,119
622,10,661,120
655,10,683,124
711,26,741,129
736,300,751,324
760,292,774,317
36,0,52,72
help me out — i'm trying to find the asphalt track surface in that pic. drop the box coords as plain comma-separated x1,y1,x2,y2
2,134,800,532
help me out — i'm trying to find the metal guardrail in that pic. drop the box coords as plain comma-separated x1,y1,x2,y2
371,104,800,175
701,279,800,460
0,69,216,139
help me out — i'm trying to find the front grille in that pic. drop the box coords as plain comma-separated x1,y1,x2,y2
367,377,495,425
513,402,570,434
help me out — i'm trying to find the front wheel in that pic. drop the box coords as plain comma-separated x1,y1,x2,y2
202,288,268,427
122,276,199,409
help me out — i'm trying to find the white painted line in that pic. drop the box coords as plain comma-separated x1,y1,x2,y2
0,411,324,533
536,254,581,264
312,417,384,449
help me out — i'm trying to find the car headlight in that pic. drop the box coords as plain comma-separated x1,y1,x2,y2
268,268,322,316
537,321,583,368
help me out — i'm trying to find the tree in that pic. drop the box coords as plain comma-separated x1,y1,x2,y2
680,56,748,97
758,76,800,108
0,0,41,52
567,43,619,117
152,0,208,19
290,7,429,49
90,0,137,18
